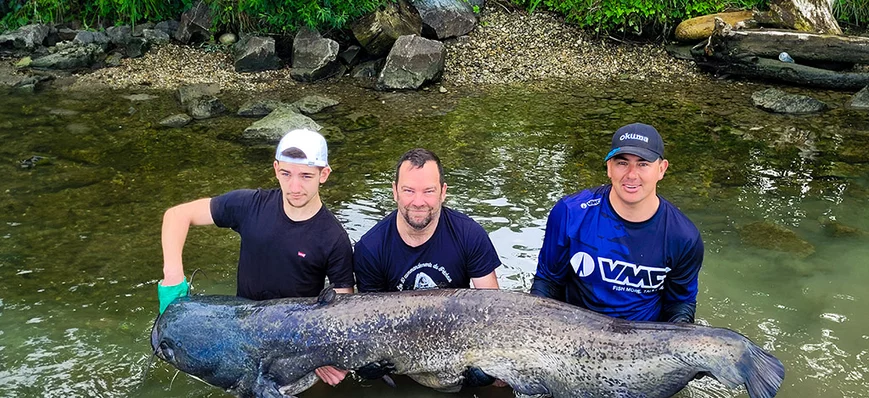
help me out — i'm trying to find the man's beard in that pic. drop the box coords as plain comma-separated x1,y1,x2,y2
402,206,435,230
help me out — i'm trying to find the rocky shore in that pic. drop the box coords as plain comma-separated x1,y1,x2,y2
40,4,708,93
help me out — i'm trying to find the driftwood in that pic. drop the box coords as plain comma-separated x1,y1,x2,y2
691,18,869,89
704,27,869,64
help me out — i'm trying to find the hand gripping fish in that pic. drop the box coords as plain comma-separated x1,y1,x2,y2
151,288,784,398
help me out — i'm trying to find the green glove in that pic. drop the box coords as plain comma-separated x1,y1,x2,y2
158,277,189,314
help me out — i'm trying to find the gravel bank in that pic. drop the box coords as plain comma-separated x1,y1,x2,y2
65,4,707,92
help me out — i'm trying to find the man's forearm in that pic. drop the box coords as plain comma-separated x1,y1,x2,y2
529,276,565,301
659,301,696,323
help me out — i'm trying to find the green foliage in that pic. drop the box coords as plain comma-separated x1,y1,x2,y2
511,0,768,36
2,0,387,34
835,0,869,27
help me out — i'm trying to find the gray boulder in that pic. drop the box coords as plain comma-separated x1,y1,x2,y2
159,114,193,128
291,27,341,82
234,36,281,73
174,1,211,44
237,100,291,117
30,43,103,70
125,37,150,58
351,0,422,56
0,24,50,50
846,85,869,110
56,28,78,42
242,107,322,143
291,95,339,115
106,26,132,45
154,20,180,37
133,22,155,37
73,30,111,49
411,0,476,40
377,35,444,90
751,88,827,114
143,29,171,45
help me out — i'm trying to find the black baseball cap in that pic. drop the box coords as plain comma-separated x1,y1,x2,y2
604,123,664,162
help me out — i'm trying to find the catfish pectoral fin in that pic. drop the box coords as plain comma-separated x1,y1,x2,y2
277,372,320,397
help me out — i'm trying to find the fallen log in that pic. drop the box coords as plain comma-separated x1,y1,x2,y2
706,28,869,65
689,17,869,89
695,55,869,89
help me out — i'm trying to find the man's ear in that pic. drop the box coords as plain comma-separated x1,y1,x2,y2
319,166,332,183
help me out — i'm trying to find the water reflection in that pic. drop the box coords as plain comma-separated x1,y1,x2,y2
0,80,868,397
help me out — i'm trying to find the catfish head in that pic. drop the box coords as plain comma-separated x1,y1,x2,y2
151,296,255,390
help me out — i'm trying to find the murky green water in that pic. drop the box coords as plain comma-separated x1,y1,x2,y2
1,78,867,398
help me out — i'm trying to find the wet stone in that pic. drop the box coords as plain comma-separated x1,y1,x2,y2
159,113,193,128
739,221,815,258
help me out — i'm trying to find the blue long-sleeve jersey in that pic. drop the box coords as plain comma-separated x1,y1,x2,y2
532,185,703,322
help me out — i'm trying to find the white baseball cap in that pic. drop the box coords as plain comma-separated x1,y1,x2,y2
274,128,329,167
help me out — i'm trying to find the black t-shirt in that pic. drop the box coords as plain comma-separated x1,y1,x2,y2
353,207,501,292
211,188,354,300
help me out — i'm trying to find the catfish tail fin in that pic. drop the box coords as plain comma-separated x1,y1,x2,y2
742,344,784,398
708,341,784,398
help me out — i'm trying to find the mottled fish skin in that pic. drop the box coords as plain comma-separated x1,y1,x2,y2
151,289,784,398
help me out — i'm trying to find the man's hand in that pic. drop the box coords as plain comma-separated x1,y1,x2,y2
158,277,189,314
315,366,349,386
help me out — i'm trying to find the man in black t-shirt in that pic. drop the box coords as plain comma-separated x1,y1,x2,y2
156,128,353,385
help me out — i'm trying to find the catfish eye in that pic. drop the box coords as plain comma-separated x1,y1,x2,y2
160,341,175,362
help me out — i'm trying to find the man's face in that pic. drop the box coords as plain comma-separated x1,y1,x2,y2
606,153,668,207
392,160,446,231
273,161,330,209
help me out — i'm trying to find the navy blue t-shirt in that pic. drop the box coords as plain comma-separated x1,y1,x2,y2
535,185,703,321
354,207,501,292
210,188,354,300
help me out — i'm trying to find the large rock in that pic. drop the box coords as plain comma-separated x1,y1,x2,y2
290,28,341,82
30,43,104,70
242,107,322,143
155,20,180,37
351,0,422,56
377,35,444,90
72,30,111,49
847,85,869,110
234,36,281,73
174,1,211,44
143,29,171,45
411,0,476,40
124,37,150,58
751,88,827,114
106,25,132,45
0,24,50,50
291,95,339,115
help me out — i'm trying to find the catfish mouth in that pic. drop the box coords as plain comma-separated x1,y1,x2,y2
151,318,176,364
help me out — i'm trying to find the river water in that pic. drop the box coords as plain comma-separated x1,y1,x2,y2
0,78,867,398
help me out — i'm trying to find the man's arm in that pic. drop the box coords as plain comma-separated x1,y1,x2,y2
658,234,704,323
161,198,215,285
529,200,570,301
471,271,499,289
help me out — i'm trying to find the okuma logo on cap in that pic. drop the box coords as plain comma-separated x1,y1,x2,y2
620,133,649,143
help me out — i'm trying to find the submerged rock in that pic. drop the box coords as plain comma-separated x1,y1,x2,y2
159,113,193,128
846,85,869,110
242,107,322,143
818,217,865,238
237,100,290,117
751,88,827,114
291,95,339,115
739,221,815,258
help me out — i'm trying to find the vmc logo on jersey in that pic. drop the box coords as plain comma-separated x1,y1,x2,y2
570,252,671,293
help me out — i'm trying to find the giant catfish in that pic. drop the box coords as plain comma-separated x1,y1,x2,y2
150,288,784,398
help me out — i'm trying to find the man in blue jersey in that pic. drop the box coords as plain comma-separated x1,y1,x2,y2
531,123,703,323
156,128,354,385
354,148,501,292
